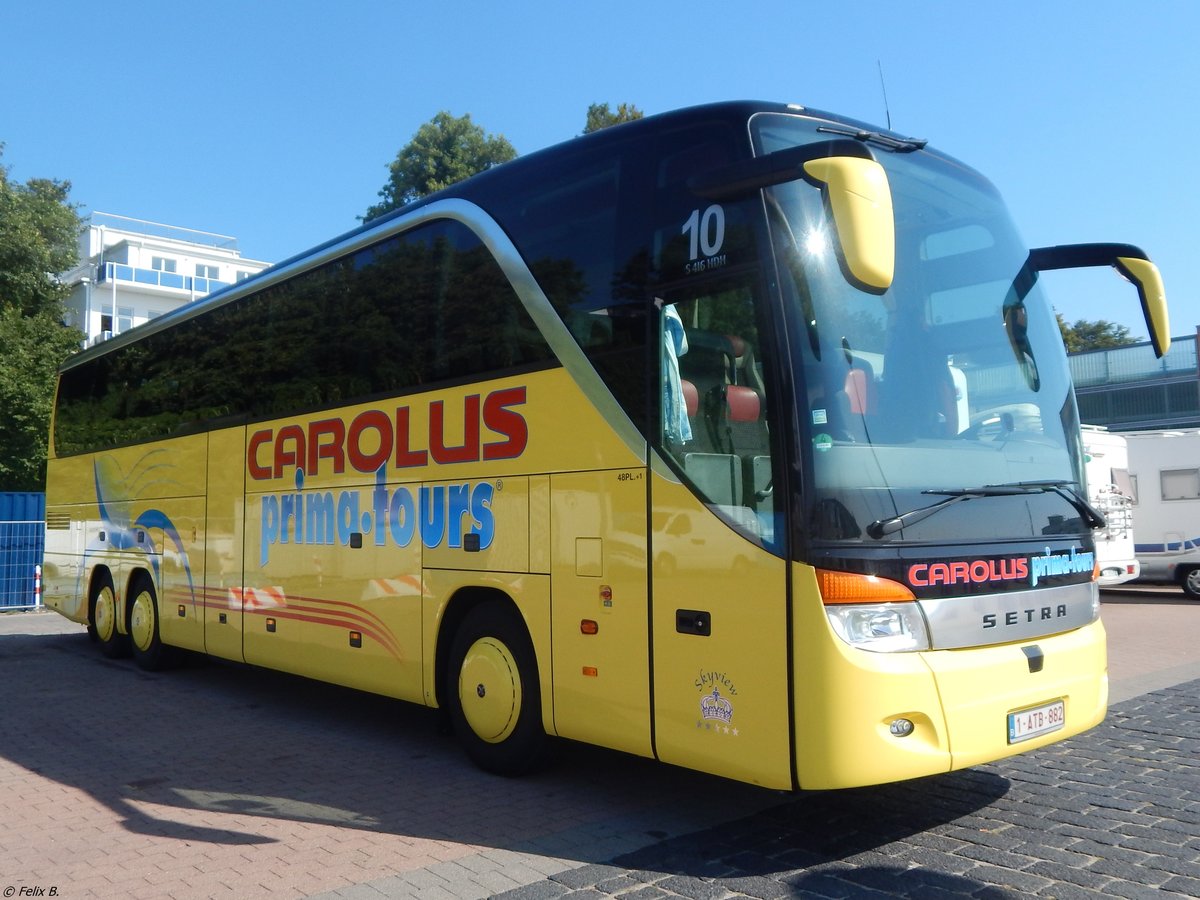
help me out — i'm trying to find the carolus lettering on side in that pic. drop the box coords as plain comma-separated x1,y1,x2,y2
249,387,528,566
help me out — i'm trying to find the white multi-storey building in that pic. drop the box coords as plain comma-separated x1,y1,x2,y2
60,212,271,347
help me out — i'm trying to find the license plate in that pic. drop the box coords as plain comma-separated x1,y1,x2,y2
1007,699,1065,744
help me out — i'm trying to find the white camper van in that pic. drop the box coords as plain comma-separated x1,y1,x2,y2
1126,429,1200,598
1081,425,1139,587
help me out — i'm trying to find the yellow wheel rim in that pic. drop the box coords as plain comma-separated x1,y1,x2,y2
94,586,117,643
458,636,521,744
130,589,156,652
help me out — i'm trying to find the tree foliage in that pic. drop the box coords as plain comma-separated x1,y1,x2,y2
1056,312,1139,353
364,112,517,220
0,307,82,489
0,148,80,318
583,102,644,134
0,146,83,491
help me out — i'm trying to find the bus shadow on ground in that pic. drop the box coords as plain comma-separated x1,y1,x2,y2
1,630,1007,867
592,770,1013,896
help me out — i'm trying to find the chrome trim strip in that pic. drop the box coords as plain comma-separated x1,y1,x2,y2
919,581,1097,650
650,448,683,483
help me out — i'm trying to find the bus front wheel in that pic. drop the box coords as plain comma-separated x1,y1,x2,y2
89,573,129,659
447,601,548,775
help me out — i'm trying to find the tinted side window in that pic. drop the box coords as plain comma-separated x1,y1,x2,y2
475,144,653,435
54,305,257,454
53,219,555,455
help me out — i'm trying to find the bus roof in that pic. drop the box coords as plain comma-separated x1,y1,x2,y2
60,100,930,373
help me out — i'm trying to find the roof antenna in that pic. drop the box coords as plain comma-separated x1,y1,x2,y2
877,60,892,131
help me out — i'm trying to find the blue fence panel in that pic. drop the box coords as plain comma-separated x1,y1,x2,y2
0,492,45,609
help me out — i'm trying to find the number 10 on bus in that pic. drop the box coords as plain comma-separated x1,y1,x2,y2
683,204,727,274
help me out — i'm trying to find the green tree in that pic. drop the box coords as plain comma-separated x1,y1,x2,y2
365,112,517,220
582,102,644,134
0,146,83,491
1056,312,1139,353
1,148,80,318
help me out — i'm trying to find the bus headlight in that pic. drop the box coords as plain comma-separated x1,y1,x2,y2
826,603,931,652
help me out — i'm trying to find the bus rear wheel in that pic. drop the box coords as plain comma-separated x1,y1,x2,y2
128,576,171,670
90,573,129,659
447,601,548,775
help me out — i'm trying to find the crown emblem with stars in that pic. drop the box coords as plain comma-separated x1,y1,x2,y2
700,688,733,723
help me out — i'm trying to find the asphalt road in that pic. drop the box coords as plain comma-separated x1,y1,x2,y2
0,585,1196,899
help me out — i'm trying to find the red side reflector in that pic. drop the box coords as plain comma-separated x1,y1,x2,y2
581,619,598,635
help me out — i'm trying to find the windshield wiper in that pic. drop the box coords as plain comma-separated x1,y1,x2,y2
1007,480,1107,530
816,125,928,153
867,481,1104,539
867,486,1022,538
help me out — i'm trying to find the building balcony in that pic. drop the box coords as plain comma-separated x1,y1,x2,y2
1070,332,1200,431
97,261,229,296
1069,335,1198,388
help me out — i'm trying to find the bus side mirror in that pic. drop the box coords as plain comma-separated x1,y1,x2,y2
1114,256,1169,358
802,157,895,294
1028,243,1170,358
690,139,896,294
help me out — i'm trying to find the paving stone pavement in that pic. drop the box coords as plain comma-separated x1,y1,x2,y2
480,682,1200,900
3,609,1199,899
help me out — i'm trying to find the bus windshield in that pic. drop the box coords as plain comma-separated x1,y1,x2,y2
753,113,1087,546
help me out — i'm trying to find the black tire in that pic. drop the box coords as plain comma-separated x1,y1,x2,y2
446,601,548,775
1181,567,1200,600
128,575,171,670
90,572,130,659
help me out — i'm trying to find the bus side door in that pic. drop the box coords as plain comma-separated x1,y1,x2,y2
649,472,791,789
648,284,792,789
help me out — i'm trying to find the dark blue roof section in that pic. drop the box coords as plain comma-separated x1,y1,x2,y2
60,100,941,371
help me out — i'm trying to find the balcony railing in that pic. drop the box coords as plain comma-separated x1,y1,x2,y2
1069,335,1198,388
90,212,238,251
97,262,229,296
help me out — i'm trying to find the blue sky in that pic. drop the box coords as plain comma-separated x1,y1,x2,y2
3,1,1197,338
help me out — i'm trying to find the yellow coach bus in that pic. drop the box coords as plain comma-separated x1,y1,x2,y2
43,101,1170,790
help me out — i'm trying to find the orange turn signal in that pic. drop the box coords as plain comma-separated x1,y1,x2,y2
815,568,915,605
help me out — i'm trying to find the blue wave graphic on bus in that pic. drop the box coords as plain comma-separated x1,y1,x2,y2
90,452,197,605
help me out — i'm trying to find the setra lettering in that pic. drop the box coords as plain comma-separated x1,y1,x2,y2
982,604,1070,629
